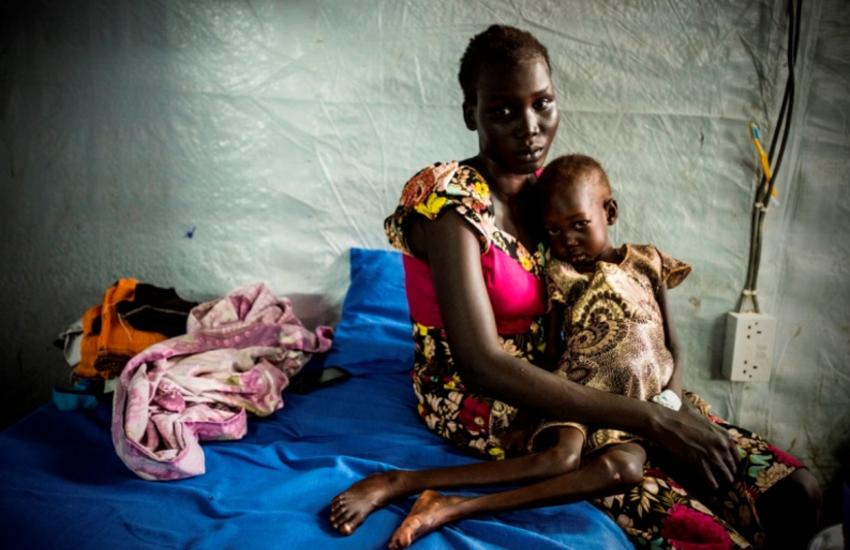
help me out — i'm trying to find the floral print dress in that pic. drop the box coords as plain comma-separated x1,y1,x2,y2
384,161,546,459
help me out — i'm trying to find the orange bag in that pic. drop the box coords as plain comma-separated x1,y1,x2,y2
74,279,169,380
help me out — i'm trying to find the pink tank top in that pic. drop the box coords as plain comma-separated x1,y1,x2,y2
403,246,546,335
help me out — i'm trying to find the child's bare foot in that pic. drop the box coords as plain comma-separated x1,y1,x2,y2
388,490,468,549
330,472,410,535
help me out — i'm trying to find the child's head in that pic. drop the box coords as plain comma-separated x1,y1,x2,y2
538,155,618,268
458,25,559,175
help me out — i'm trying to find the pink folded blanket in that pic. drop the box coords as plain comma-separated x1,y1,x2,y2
111,283,333,480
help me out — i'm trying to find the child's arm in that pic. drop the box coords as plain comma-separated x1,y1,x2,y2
544,302,567,371
657,283,683,397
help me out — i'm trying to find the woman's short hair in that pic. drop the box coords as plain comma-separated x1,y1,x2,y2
458,24,551,105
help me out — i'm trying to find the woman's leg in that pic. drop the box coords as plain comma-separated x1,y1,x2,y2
387,442,646,549
757,469,822,549
330,427,584,535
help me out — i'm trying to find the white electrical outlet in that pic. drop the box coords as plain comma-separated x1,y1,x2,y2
721,312,776,382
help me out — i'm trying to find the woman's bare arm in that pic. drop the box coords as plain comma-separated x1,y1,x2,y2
413,211,738,490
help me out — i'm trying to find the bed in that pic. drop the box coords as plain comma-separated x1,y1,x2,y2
0,248,632,549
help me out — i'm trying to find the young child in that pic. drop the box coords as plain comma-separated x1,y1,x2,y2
533,153,690,461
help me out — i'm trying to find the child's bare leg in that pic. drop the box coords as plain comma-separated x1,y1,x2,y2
388,442,646,549
330,427,583,535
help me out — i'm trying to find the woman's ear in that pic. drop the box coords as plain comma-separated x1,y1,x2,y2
463,103,477,131
605,198,619,225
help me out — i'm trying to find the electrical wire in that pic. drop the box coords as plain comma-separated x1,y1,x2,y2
738,0,802,313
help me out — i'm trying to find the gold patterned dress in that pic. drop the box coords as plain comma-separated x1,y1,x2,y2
531,244,691,452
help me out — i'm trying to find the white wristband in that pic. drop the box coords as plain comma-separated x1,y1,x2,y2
651,389,682,411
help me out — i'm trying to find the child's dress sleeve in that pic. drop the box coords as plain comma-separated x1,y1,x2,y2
384,162,495,255
655,247,692,289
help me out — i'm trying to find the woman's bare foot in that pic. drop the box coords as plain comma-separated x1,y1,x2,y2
330,472,410,535
388,490,469,549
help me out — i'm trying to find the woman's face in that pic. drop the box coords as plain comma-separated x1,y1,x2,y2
465,56,559,175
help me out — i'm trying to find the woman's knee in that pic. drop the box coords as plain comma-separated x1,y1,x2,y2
798,469,822,504
599,446,645,487
529,429,583,476
774,469,822,511
529,443,580,476
758,469,822,546
552,444,582,473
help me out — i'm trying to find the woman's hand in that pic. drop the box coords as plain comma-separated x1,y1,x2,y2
651,403,739,491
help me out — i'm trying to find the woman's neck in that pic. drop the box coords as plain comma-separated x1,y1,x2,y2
460,155,543,249
462,155,532,201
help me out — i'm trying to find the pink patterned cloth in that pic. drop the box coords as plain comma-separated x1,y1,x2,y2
111,283,333,480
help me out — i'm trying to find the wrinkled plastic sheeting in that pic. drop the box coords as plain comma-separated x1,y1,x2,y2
1,0,848,481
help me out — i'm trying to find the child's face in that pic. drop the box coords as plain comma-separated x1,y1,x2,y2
464,56,559,175
543,179,615,269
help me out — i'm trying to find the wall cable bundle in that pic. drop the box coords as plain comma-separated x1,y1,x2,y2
738,0,803,313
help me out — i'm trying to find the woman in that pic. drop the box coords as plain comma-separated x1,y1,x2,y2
330,25,820,549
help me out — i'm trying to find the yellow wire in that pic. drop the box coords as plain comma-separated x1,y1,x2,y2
749,122,773,183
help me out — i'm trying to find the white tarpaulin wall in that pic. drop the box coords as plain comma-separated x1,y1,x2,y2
1,0,848,488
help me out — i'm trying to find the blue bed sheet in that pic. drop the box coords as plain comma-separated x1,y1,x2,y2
1,369,632,549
